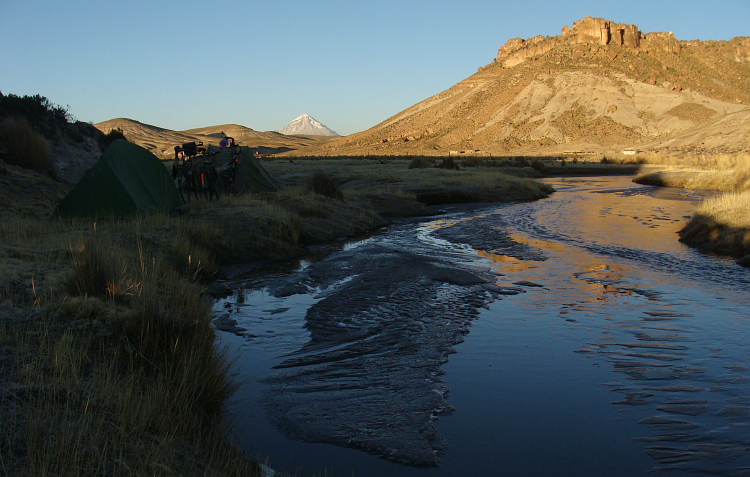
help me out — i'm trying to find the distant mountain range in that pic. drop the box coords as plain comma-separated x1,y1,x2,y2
294,16,750,157
97,17,750,158
94,118,337,158
279,114,339,136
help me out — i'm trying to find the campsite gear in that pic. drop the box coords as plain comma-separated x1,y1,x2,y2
204,142,280,193
173,141,220,202
55,139,183,218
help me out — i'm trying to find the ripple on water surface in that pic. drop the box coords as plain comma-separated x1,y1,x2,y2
216,177,750,476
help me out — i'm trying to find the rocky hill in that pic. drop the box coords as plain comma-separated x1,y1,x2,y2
95,118,337,159
295,17,750,157
279,114,339,136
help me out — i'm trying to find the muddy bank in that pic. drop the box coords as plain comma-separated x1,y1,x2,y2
251,239,521,466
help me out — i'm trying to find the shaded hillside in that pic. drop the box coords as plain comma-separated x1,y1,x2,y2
95,118,337,159
295,17,750,157
0,93,115,184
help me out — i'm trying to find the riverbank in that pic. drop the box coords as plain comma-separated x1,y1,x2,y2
678,191,750,265
0,157,554,476
630,154,750,265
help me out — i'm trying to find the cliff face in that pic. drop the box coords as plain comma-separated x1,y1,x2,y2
498,17,658,68
295,17,750,157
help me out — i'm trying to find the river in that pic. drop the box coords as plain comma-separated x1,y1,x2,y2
213,176,750,476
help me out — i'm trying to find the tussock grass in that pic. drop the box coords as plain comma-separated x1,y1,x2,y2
694,191,750,228
436,157,459,170
634,153,750,192
460,156,484,168
409,156,434,169
1,217,259,476
680,191,750,265
0,117,51,175
307,170,343,200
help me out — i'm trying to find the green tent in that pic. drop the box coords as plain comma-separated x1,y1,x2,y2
205,144,281,193
55,139,182,218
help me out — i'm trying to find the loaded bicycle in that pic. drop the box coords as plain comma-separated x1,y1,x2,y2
172,141,220,202
215,136,249,195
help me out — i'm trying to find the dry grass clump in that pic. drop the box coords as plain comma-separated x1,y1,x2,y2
65,238,136,300
693,191,750,228
0,117,51,175
0,217,258,476
436,157,460,170
408,156,434,169
634,153,750,192
461,156,484,168
679,191,750,265
307,170,343,200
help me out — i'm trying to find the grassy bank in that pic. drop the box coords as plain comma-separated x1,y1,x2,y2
633,153,750,192
0,157,553,475
625,153,750,265
679,191,750,265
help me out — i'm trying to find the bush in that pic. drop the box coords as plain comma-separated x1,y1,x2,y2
461,156,484,168
99,127,126,150
0,117,51,175
408,156,433,169
0,93,73,139
308,169,343,200
530,159,548,173
0,93,72,125
437,157,460,170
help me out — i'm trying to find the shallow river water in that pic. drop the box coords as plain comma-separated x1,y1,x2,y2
214,176,750,476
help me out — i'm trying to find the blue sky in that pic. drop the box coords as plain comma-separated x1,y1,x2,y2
2,1,747,135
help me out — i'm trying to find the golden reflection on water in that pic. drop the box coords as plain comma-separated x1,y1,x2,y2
475,249,537,275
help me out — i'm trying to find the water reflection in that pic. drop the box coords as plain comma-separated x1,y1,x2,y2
257,242,502,466
217,176,750,476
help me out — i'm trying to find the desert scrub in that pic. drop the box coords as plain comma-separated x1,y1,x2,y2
0,117,51,175
679,191,750,264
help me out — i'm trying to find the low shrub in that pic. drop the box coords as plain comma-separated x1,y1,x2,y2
461,156,484,168
0,117,51,175
308,169,343,200
408,156,433,169
99,127,126,150
530,159,548,173
437,157,460,170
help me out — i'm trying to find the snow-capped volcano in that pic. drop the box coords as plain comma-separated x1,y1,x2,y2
279,114,338,136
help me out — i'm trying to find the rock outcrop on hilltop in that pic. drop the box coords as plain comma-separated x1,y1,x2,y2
294,17,750,157
499,17,644,69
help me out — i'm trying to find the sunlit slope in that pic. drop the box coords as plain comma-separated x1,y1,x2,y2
296,17,750,156
95,118,336,158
